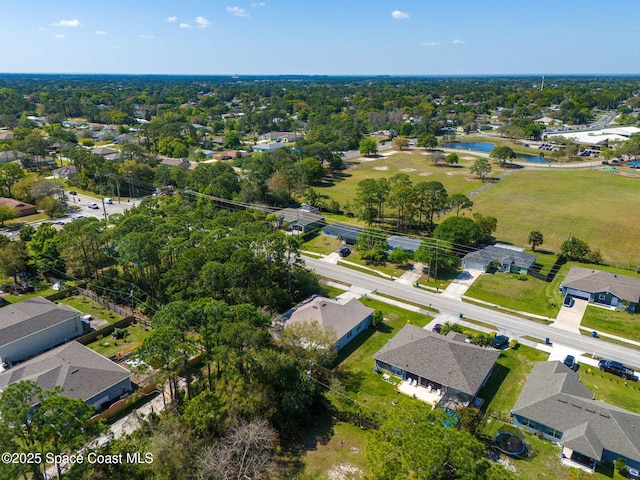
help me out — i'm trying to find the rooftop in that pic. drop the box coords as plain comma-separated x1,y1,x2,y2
562,267,640,302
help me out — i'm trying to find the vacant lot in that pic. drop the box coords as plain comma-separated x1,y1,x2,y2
581,305,640,343
318,151,484,206
469,168,640,267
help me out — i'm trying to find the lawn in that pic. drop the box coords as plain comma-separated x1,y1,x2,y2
302,234,344,255
469,168,640,268
317,151,485,206
464,265,567,318
578,365,640,414
85,323,152,359
581,305,640,343
330,297,431,418
59,295,124,324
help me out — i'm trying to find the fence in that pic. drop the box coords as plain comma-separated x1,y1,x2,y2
89,375,160,424
75,315,137,346
76,286,138,318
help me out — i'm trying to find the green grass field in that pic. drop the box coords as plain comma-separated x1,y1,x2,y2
469,168,640,268
581,305,640,343
318,151,485,206
59,295,123,324
85,323,152,359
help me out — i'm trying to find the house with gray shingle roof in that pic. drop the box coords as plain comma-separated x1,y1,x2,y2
0,297,83,364
462,244,536,274
278,207,325,233
285,295,374,351
373,324,499,401
560,267,640,312
0,341,132,409
512,361,640,471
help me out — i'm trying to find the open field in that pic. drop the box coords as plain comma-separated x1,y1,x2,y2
469,168,640,268
318,151,485,206
581,305,640,343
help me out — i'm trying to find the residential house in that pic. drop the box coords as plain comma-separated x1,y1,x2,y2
560,267,640,312
387,236,422,253
373,324,499,405
159,157,191,169
278,207,325,233
0,341,132,410
0,151,16,163
52,165,78,180
0,131,13,141
252,142,288,152
0,297,83,364
462,244,536,274
322,223,362,245
284,295,374,351
0,197,37,217
259,132,300,143
91,146,120,161
512,361,640,472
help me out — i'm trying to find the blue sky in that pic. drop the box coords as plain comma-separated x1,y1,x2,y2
1,0,639,75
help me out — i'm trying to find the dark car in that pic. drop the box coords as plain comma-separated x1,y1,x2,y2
563,295,575,308
69,190,77,195
432,323,442,333
563,355,578,371
16,285,35,294
338,247,351,257
492,335,509,349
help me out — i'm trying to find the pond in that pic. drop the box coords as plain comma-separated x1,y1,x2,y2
442,142,548,163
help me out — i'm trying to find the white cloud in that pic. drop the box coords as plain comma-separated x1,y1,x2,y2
452,39,465,44
167,16,178,22
227,6,249,17
179,23,192,29
391,10,409,20
250,2,266,6
54,34,65,39
420,41,442,47
140,34,155,39
195,16,211,27
96,30,108,36
54,19,82,27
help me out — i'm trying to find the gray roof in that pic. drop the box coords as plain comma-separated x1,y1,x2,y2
513,361,640,463
279,208,324,226
373,324,499,396
0,341,131,402
92,146,119,156
387,236,422,252
0,297,80,347
322,223,362,241
287,296,374,341
562,267,640,303
462,245,537,269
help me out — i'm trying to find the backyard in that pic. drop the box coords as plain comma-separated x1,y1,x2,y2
59,295,123,324
85,322,152,360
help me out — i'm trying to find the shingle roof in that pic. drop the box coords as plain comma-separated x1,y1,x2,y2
0,341,131,402
462,245,536,270
0,297,80,347
562,267,640,303
513,361,640,463
287,296,374,341
387,236,422,252
279,208,324,226
373,324,499,396
322,223,362,241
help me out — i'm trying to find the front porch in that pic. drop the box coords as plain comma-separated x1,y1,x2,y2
561,447,596,473
396,379,444,407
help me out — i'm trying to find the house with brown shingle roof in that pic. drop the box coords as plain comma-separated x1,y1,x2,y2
512,361,640,472
0,197,37,217
285,295,374,350
373,324,499,401
560,267,640,312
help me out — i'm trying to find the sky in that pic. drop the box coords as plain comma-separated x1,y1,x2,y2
1,0,640,76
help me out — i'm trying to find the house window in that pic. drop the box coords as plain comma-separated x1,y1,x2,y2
598,294,606,301
520,418,537,429
547,427,562,439
347,331,352,338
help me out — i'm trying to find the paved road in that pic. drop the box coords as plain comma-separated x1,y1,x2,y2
303,256,640,369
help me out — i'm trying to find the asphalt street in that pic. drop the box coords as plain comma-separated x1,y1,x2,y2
303,256,640,369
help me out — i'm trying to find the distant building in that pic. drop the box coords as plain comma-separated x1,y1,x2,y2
259,132,300,143
462,244,536,274
252,142,288,152
322,223,362,245
52,165,78,179
278,207,325,233
0,197,37,217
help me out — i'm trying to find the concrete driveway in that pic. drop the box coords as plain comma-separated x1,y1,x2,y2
440,269,482,299
551,298,588,334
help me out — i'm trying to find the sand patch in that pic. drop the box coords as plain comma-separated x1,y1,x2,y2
373,166,388,171
445,171,460,175
328,464,363,480
358,156,378,162
462,156,477,160
399,168,416,172
418,172,432,176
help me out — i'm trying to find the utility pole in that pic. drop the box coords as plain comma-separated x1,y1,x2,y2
101,198,108,221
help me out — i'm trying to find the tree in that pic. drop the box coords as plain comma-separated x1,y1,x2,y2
0,241,28,283
560,236,592,262
447,193,473,216
392,135,409,150
433,216,482,248
388,248,412,267
0,162,25,197
473,212,498,243
415,181,448,231
528,231,544,251
37,196,63,218
490,145,517,165
355,227,388,263
417,133,438,149
0,205,15,226
279,319,337,366
445,152,459,166
414,239,459,279
359,137,378,157
469,158,492,181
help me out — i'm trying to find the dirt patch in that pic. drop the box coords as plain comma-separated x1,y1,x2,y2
418,172,432,176
327,463,363,480
399,168,416,172
373,166,388,171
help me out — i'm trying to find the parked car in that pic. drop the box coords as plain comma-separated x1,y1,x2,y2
492,335,509,349
563,355,578,371
87,202,99,209
598,359,637,380
338,247,351,257
104,197,113,204
68,190,77,195
563,295,575,308
432,323,442,333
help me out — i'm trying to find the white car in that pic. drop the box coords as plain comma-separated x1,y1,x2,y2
88,202,99,209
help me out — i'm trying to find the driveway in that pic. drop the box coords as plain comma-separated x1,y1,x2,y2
440,269,482,299
551,298,588,334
